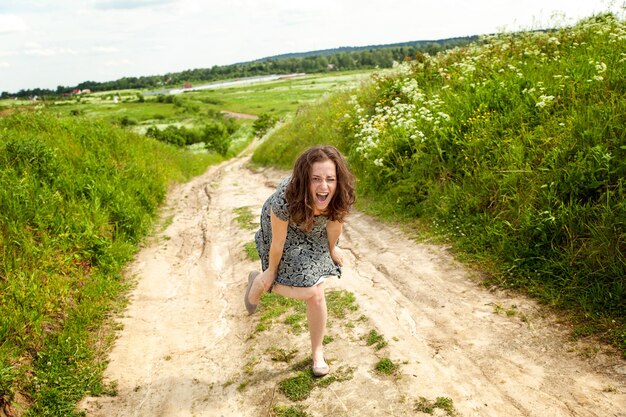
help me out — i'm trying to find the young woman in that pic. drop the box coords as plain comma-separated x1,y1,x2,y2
244,145,356,376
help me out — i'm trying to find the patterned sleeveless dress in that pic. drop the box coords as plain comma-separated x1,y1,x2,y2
254,177,341,287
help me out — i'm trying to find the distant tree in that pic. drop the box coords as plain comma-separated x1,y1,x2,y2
6,36,478,96
252,113,279,137
202,122,231,156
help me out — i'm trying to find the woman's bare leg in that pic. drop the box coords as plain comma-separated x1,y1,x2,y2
272,283,328,367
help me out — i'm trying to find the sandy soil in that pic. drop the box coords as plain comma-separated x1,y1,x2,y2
80,148,626,417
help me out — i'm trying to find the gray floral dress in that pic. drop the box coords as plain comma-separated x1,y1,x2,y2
255,177,341,287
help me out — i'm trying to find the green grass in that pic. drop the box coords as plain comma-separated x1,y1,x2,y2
252,12,626,355
244,241,260,261
414,396,458,416
374,357,398,375
188,71,372,117
325,289,359,319
5,71,372,128
272,404,311,417
278,362,355,401
279,372,315,401
365,329,388,351
257,289,358,334
233,206,257,230
266,347,299,363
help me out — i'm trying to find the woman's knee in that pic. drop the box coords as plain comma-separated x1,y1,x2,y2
307,284,326,305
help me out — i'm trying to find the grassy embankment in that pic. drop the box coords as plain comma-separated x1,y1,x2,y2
0,111,220,416
253,13,626,354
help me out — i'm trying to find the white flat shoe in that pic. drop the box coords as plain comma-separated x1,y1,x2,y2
312,359,329,377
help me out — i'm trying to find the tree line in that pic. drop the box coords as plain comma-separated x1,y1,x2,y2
2,36,477,99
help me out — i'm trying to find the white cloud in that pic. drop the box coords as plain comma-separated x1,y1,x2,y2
0,13,28,33
104,58,131,67
93,0,175,10
92,46,119,53
0,62,10,68
24,44,79,56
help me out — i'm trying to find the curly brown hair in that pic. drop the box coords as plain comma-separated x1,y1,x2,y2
285,145,356,231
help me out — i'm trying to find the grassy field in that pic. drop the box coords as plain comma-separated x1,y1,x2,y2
0,71,372,132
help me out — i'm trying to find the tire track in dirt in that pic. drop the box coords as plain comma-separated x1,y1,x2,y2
80,151,626,417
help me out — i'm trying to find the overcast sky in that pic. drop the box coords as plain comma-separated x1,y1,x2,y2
0,0,621,93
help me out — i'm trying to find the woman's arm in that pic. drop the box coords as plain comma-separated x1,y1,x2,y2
262,208,289,289
326,220,344,266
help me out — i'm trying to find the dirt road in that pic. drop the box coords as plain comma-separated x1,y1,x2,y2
80,149,626,417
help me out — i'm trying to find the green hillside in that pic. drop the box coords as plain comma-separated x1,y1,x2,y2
254,13,626,353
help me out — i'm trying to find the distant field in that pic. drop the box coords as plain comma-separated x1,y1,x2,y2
0,71,374,133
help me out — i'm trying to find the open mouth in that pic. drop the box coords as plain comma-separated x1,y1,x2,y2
316,193,328,203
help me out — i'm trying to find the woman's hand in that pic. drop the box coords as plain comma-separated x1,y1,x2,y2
330,246,344,266
259,269,277,291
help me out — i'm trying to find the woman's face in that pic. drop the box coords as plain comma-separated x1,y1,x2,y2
309,159,337,215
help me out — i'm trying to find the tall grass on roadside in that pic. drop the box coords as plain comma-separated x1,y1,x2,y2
0,110,218,415
253,13,626,353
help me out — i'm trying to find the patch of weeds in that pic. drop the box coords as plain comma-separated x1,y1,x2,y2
579,345,601,358
357,315,368,322
223,378,235,388
505,305,518,316
244,241,260,260
272,404,311,417
492,303,517,317
160,214,174,232
326,290,358,319
101,381,118,396
279,363,354,402
365,329,388,350
257,293,305,332
279,372,314,401
414,396,457,416
164,355,172,361
267,347,298,363
323,335,334,345
374,358,398,375
284,313,306,334
244,356,260,375
237,380,250,392
316,365,355,388
233,206,257,230
572,325,596,340
602,385,617,393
